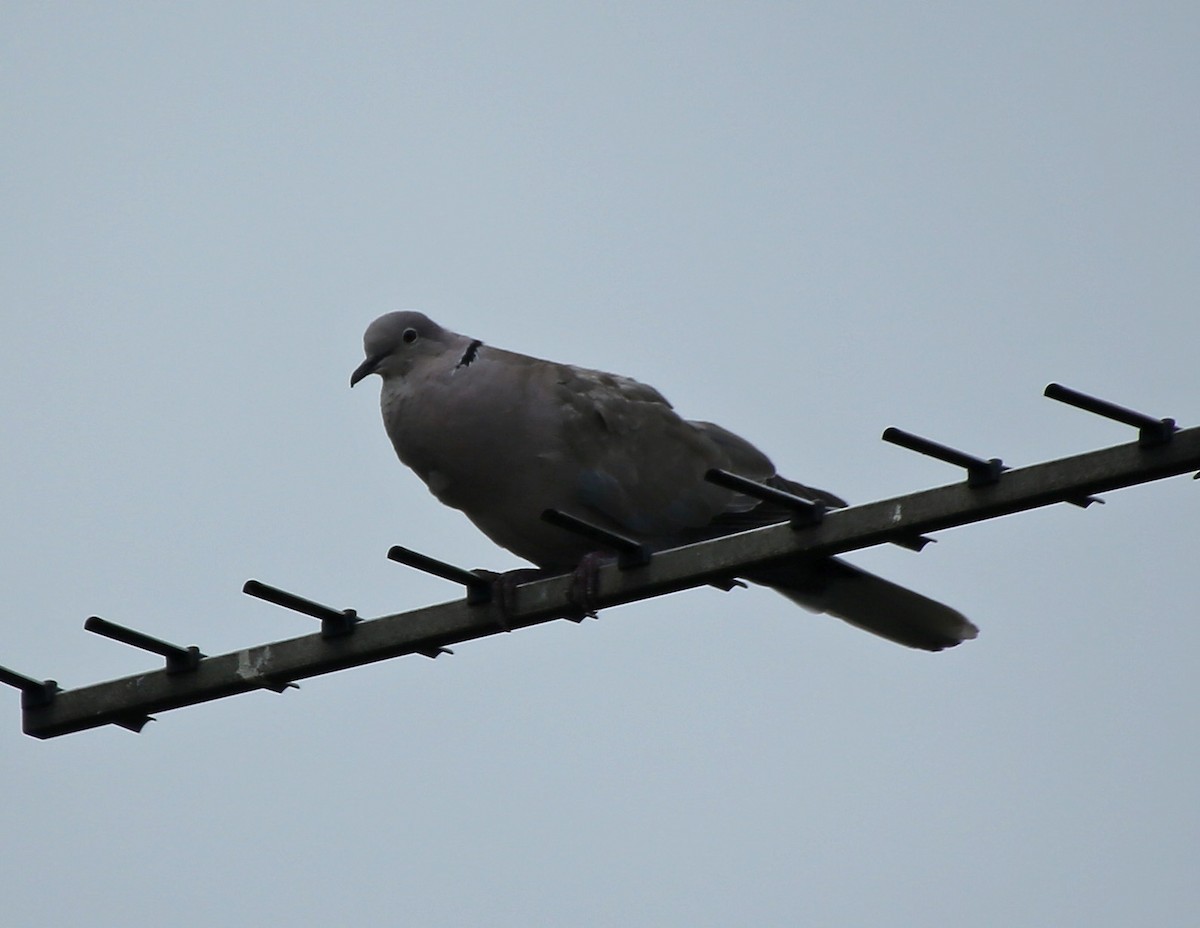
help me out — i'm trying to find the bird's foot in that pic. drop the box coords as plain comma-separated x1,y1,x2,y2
471,567,548,631
567,551,614,620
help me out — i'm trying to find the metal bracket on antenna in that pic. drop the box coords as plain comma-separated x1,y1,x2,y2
243,579,450,659
243,580,360,639
883,424,1100,507
706,467,934,549
387,545,493,606
5,649,153,732
891,534,937,551
1045,383,1178,447
0,664,60,709
882,427,1007,487
84,616,204,674
540,509,652,568
704,468,826,527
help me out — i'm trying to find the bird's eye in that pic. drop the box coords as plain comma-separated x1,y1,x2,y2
402,327,419,344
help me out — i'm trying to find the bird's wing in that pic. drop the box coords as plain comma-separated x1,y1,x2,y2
546,363,744,536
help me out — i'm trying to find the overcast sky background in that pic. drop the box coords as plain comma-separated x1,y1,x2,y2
2,4,1197,926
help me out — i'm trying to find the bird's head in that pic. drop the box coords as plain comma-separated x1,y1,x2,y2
350,311,453,386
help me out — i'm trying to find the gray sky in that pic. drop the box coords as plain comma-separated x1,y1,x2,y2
3,4,1197,926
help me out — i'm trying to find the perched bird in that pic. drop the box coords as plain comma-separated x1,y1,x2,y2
352,311,978,650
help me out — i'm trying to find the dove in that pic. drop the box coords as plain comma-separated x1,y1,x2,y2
352,311,978,650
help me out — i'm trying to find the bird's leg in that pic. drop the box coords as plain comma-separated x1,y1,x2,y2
471,567,547,631
568,551,615,620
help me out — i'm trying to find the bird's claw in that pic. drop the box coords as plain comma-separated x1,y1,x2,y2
568,551,612,620
472,567,546,631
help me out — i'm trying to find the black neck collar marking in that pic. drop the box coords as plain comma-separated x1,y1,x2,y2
456,339,483,369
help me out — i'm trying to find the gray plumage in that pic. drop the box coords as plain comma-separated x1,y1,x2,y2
352,311,978,651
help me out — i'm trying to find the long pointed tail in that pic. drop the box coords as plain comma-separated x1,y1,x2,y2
744,557,978,651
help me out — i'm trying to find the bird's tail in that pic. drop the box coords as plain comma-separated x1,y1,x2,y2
744,557,978,651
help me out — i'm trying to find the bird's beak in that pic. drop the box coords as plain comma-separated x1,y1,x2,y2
350,355,380,387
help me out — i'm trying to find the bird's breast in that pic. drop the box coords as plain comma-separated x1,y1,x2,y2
380,366,575,517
